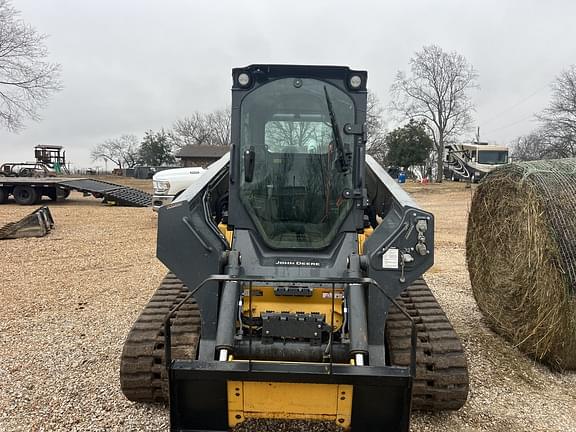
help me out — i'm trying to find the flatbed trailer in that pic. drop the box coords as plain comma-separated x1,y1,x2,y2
0,177,151,207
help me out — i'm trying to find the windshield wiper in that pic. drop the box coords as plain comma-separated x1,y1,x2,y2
323,86,349,172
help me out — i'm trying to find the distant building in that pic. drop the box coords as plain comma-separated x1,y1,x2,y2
176,145,230,168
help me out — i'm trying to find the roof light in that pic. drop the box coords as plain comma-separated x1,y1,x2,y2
238,72,251,87
349,75,362,89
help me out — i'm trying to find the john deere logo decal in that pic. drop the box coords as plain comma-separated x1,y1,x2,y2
274,259,321,267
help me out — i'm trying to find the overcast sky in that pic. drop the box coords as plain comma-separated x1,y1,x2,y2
1,0,574,168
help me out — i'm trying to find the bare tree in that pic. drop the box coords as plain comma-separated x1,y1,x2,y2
171,112,213,148
514,66,576,161
91,135,140,170
536,65,576,157
0,0,62,131
170,107,232,148
207,108,231,146
538,66,576,135
514,125,576,161
511,131,548,161
265,120,320,150
390,45,478,181
366,91,387,165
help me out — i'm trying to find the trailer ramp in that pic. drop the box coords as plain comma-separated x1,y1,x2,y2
58,179,151,207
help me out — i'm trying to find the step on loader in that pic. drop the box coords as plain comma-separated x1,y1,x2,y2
120,65,469,431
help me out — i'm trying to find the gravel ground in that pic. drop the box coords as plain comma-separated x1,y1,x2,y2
1,179,575,431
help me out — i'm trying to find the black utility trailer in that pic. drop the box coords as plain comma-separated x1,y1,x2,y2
0,177,151,207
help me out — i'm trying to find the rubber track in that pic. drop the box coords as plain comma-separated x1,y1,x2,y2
120,273,200,402
386,278,469,411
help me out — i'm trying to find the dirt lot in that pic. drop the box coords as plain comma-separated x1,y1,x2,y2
0,179,575,431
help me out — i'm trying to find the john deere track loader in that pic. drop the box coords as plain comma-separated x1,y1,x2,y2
120,65,469,431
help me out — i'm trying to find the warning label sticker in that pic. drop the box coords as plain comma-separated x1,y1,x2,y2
382,248,399,269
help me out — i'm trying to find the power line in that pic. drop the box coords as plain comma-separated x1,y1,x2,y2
484,113,537,135
481,84,548,127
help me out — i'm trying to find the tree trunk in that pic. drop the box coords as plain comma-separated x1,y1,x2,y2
436,133,444,182
436,154,444,183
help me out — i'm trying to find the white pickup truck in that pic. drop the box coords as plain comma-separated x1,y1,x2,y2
152,167,206,211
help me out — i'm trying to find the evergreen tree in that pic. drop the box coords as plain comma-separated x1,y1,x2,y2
386,120,433,171
139,130,175,166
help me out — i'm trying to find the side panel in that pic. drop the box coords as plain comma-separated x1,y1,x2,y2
157,155,230,360
363,156,434,364
363,155,434,296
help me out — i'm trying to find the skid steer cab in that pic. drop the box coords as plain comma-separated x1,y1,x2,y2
157,65,434,431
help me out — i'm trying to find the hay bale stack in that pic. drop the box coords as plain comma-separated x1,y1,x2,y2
467,158,576,370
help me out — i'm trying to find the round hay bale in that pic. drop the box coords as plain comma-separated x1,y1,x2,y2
466,158,576,370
